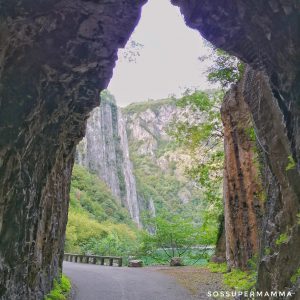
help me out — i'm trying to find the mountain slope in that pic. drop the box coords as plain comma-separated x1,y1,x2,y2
123,98,205,223
65,164,138,255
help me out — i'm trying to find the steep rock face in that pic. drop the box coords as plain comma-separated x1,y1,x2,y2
0,0,145,298
243,67,300,296
123,100,203,212
76,97,140,225
172,1,300,294
221,79,264,270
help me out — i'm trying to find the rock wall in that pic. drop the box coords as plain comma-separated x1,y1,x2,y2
221,79,264,270
172,0,300,295
0,0,146,298
76,95,140,225
243,67,300,296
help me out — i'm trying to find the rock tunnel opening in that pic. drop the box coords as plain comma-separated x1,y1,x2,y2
0,0,300,299
65,1,230,286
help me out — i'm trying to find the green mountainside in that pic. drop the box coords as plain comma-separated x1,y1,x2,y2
65,164,139,256
123,98,205,223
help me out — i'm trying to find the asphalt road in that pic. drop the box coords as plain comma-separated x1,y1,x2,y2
63,261,194,300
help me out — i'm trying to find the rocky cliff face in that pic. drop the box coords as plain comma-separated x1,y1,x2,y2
76,98,202,227
123,100,204,217
0,0,146,298
172,1,300,295
243,67,300,296
76,94,140,225
221,79,264,270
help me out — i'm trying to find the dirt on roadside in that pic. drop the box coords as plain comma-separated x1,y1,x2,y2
153,266,230,299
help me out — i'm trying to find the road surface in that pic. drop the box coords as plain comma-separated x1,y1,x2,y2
63,261,194,300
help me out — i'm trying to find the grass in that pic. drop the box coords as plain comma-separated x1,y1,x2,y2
208,262,257,292
208,262,228,273
44,274,71,300
275,233,288,246
223,269,256,291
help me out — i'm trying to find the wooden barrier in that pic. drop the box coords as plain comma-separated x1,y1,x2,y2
64,253,122,267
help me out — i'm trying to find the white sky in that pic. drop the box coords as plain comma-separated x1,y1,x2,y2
108,0,215,107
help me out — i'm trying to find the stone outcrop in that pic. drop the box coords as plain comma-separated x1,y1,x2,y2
0,0,146,298
76,94,140,225
172,1,300,295
221,79,264,270
243,67,300,296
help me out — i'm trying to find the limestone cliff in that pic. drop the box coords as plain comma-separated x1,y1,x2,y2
76,97,203,227
76,92,140,226
221,79,264,270
123,99,205,225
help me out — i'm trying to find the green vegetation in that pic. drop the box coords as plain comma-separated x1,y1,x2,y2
200,47,245,89
66,165,139,258
223,269,256,291
208,262,257,292
275,233,288,246
44,274,71,300
170,90,224,244
208,262,228,273
69,164,130,224
286,155,296,171
140,211,213,264
297,213,300,225
123,97,176,115
264,247,271,256
291,268,300,284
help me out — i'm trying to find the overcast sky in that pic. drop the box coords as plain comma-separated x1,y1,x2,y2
108,0,215,107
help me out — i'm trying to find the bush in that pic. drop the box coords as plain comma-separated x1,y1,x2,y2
44,274,71,300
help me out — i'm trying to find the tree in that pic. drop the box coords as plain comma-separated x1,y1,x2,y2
118,38,144,63
169,90,224,244
200,46,245,89
141,211,207,261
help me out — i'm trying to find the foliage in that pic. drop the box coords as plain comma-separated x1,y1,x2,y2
123,97,176,115
208,262,228,274
200,48,245,89
275,233,288,246
70,165,130,224
140,211,214,263
169,90,224,244
173,90,224,151
208,262,257,292
119,38,144,63
66,165,140,257
286,155,296,171
44,274,71,300
291,268,300,284
223,269,256,291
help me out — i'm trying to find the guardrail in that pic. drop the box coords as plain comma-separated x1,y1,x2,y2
64,253,122,267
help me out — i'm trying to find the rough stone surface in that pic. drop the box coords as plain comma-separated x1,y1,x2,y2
170,257,184,267
76,97,140,225
128,260,143,268
172,0,300,295
243,67,300,296
221,79,264,270
211,216,226,264
0,0,146,298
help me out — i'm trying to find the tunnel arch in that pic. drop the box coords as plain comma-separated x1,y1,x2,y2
0,0,299,298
